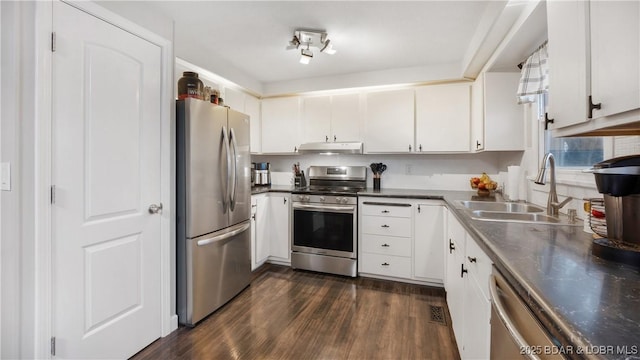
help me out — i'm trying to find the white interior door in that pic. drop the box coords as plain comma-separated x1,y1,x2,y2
52,2,162,358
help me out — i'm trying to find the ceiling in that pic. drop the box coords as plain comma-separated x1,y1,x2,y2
147,1,543,95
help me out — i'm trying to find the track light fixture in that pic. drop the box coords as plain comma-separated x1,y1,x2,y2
286,29,336,64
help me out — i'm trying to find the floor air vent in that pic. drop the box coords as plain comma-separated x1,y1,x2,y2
429,305,446,325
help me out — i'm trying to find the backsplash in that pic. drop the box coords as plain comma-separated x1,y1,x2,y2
252,152,520,190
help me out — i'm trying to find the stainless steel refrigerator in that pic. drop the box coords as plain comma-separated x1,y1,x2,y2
176,98,251,326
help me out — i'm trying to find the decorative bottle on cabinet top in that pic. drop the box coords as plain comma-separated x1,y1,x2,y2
177,71,203,100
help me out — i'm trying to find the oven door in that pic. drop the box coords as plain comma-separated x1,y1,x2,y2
292,202,357,258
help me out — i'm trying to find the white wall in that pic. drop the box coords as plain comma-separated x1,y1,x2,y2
253,152,514,190
1,2,37,358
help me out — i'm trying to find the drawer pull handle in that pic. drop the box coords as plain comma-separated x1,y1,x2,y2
381,210,390,213
381,262,390,266
381,225,390,228
381,243,390,247
467,256,477,263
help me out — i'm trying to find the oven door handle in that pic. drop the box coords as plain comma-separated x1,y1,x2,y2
293,203,355,213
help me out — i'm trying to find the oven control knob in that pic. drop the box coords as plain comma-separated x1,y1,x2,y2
297,195,304,201
304,195,310,201
341,198,349,204
320,196,326,202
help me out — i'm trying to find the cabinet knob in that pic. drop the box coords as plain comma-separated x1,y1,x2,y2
381,224,390,228
294,146,297,152
467,256,477,263
381,210,390,213
419,144,422,152
476,140,482,149
381,262,390,266
325,135,329,142
381,243,390,247
449,239,455,253
284,198,287,204
460,264,468,278
588,95,602,119
334,135,337,142
409,144,412,152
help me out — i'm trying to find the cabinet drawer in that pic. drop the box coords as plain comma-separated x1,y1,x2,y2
466,237,493,300
360,253,411,278
361,234,411,257
362,216,411,237
361,202,412,218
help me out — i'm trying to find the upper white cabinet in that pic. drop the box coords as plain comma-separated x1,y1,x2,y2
364,89,415,153
302,94,361,143
261,97,301,153
547,0,640,136
471,72,524,151
415,83,471,152
224,87,262,153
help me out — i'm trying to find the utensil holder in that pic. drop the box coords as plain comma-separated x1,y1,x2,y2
373,178,381,191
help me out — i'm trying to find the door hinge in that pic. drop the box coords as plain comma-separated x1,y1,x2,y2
51,336,56,356
51,32,56,52
51,185,56,204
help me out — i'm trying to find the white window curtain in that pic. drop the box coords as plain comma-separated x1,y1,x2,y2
517,41,548,104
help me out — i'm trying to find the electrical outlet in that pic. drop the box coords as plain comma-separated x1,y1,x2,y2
1,162,11,191
406,164,413,175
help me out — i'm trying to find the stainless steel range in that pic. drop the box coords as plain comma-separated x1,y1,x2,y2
291,166,367,277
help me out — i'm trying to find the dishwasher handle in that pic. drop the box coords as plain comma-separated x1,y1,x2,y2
489,274,541,360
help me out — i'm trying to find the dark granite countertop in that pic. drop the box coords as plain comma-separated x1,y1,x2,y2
251,185,295,195
253,186,640,358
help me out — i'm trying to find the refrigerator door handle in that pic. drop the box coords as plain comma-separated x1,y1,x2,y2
222,126,231,212
196,221,251,247
229,127,238,211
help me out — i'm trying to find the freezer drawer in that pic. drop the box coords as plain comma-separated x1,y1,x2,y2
181,221,251,326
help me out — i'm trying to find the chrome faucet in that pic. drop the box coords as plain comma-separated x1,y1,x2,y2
535,153,573,216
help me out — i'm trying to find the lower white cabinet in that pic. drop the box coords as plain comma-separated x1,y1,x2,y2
251,194,269,270
251,193,291,268
358,197,445,285
268,193,291,263
445,208,492,360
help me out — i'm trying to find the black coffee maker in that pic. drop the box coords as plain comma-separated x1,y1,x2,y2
591,155,640,267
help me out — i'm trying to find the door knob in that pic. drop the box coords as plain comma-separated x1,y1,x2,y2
148,203,163,214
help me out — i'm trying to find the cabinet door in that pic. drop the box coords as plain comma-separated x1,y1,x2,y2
224,87,245,112
546,0,589,128
268,194,290,261
462,276,491,360
254,195,269,268
415,84,471,152
471,73,485,152
245,95,261,153
483,73,524,151
364,89,414,153
414,204,444,282
331,93,361,142
302,96,332,143
445,211,466,356
590,1,640,119
261,97,301,153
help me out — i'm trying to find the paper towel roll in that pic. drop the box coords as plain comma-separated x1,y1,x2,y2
507,166,521,201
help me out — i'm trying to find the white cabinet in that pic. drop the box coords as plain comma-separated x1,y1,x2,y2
415,84,471,152
302,93,361,143
267,193,291,263
245,95,261,154
445,209,492,360
471,72,524,151
364,89,415,153
414,203,445,282
359,198,445,285
547,0,640,136
251,194,269,270
261,97,301,153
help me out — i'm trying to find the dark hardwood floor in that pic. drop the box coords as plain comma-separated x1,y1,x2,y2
132,264,460,360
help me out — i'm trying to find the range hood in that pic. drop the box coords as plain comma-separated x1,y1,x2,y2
297,141,363,155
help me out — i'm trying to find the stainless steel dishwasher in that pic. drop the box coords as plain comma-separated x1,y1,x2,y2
490,267,565,360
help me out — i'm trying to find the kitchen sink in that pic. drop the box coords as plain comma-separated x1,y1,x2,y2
459,200,545,213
